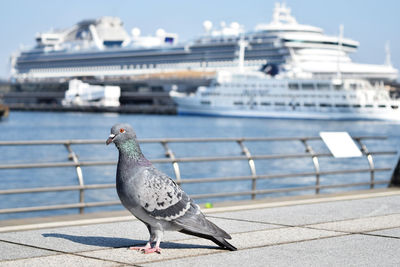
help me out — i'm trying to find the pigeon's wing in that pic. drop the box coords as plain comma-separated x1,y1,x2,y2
135,167,232,239
136,167,192,221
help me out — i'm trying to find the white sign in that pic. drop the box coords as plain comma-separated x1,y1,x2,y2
320,132,362,158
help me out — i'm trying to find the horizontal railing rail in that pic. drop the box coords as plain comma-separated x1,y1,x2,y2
0,135,389,146
0,135,397,217
0,151,395,169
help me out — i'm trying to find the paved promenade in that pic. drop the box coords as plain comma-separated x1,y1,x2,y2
1,188,400,266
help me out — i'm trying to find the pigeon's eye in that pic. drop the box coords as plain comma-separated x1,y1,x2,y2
119,128,125,133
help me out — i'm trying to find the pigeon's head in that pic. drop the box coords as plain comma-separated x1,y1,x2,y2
106,123,137,146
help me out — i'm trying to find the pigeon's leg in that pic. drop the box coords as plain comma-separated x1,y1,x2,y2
130,225,155,251
143,230,163,254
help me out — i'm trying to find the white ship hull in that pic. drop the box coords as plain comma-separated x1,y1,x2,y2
62,79,120,107
175,104,400,121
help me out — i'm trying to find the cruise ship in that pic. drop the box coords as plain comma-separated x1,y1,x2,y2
11,3,397,82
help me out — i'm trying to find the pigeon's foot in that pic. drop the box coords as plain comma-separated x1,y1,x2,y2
129,243,161,254
129,242,151,252
144,247,161,254
129,246,146,251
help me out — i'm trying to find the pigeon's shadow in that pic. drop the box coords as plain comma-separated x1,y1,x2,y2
42,233,217,250
42,233,140,248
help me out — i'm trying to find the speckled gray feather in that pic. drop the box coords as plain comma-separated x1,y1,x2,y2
108,123,236,251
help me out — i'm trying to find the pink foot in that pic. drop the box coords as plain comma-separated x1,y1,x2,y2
129,245,149,251
144,247,161,254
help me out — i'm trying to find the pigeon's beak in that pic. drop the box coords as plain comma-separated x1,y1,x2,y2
106,134,116,145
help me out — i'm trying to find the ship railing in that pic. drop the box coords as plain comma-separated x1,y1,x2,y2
0,136,398,217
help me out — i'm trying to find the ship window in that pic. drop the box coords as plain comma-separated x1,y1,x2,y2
165,37,174,43
378,104,387,108
302,84,315,90
289,102,300,107
365,104,373,108
334,84,343,90
289,83,299,90
103,41,123,47
352,104,361,108
201,101,211,105
304,103,316,107
319,103,332,107
261,102,271,106
317,83,330,90
391,105,399,109
234,101,244,105
335,104,350,108
274,102,285,106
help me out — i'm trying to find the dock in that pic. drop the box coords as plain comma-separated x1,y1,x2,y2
1,188,400,266
0,70,214,114
6,102,176,115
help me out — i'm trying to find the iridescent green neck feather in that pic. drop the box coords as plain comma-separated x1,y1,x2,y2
117,139,143,160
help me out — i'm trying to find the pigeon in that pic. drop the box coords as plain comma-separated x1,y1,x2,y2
106,123,237,254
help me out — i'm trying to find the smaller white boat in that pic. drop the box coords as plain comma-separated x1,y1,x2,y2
62,79,120,107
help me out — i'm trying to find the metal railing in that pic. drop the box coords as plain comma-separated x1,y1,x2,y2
0,136,397,217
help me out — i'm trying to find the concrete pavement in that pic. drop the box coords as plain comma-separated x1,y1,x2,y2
1,188,400,266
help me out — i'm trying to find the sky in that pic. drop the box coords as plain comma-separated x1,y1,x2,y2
0,0,399,80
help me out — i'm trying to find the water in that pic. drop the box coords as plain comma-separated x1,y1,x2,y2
1,111,400,220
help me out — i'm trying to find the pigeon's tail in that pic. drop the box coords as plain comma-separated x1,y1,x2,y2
175,202,236,250
212,236,237,251
179,229,237,251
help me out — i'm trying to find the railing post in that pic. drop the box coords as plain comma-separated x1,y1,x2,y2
161,141,181,184
237,139,257,199
389,156,400,187
355,138,375,189
64,143,85,214
301,139,320,194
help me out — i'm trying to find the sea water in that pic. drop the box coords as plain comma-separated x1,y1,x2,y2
1,111,400,219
